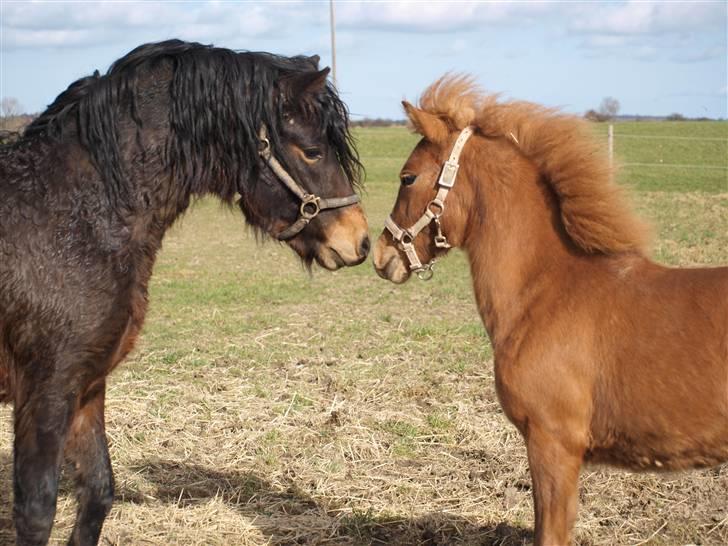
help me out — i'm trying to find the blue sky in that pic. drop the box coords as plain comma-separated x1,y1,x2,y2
1,1,726,119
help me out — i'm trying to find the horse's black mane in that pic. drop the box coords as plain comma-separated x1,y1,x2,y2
22,39,362,207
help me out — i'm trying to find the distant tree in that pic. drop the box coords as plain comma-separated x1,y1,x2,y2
585,109,600,122
598,97,620,120
584,109,608,122
666,112,686,121
351,117,406,128
0,97,23,130
1,97,22,118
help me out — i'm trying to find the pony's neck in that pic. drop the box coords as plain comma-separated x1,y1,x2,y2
462,142,580,349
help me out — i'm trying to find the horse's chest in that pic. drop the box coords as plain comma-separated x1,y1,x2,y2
101,240,158,375
107,285,149,374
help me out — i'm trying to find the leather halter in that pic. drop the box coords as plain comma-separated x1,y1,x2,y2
384,126,474,280
258,126,360,240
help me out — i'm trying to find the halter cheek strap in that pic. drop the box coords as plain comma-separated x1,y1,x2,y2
384,126,474,279
258,126,360,240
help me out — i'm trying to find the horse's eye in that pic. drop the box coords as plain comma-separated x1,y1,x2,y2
400,174,417,186
303,148,323,161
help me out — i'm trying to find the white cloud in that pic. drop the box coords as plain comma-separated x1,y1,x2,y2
1,2,279,50
569,1,725,36
336,1,554,33
569,2,726,63
582,35,632,49
3,27,112,49
333,1,723,37
333,1,725,65
2,0,724,68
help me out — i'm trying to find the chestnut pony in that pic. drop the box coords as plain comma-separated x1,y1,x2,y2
374,76,728,545
0,40,368,546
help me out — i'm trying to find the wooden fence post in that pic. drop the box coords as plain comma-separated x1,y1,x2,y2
608,124,614,169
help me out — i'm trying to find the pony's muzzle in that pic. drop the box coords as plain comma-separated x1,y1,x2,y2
316,205,369,270
373,233,410,284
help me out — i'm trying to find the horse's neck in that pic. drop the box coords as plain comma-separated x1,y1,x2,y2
464,167,578,350
121,70,216,226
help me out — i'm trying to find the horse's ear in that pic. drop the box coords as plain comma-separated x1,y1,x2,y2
402,101,448,145
308,54,320,68
281,68,330,99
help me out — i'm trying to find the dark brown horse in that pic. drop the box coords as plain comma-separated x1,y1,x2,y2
373,76,728,545
0,40,368,546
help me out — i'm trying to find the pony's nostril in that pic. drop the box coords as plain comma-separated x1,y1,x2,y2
359,235,371,258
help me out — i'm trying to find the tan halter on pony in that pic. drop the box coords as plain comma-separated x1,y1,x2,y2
384,125,474,280
258,126,361,240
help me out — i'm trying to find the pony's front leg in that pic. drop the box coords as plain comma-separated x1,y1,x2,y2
65,381,114,546
526,426,583,546
13,388,74,546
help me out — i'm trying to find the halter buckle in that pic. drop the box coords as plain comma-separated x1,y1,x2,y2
433,217,450,249
439,161,459,188
434,235,450,249
300,195,321,219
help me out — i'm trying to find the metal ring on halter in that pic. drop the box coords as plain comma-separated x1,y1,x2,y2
428,199,445,217
416,262,435,281
300,195,321,219
259,137,271,155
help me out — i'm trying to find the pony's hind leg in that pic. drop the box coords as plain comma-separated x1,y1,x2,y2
65,380,113,546
13,388,75,546
526,426,584,546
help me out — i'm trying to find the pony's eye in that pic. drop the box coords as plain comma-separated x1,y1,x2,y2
400,174,417,186
303,148,323,161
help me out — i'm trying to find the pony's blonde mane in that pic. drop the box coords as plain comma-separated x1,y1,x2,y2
418,75,651,255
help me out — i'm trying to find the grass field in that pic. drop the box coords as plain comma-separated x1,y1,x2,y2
1,122,727,545
594,121,728,193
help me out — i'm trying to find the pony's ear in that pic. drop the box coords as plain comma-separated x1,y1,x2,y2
308,54,320,68
402,101,448,145
281,68,330,99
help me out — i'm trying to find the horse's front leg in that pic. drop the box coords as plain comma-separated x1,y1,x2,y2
65,380,114,546
526,425,584,546
13,385,75,546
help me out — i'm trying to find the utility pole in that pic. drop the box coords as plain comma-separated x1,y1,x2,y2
329,0,337,88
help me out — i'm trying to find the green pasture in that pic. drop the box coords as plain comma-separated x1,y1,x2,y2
593,121,728,193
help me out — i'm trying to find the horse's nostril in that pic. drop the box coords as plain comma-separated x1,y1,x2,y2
359,235,371,258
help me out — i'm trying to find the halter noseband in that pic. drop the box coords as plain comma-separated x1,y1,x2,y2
258,126,360,240
384,126,474,280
